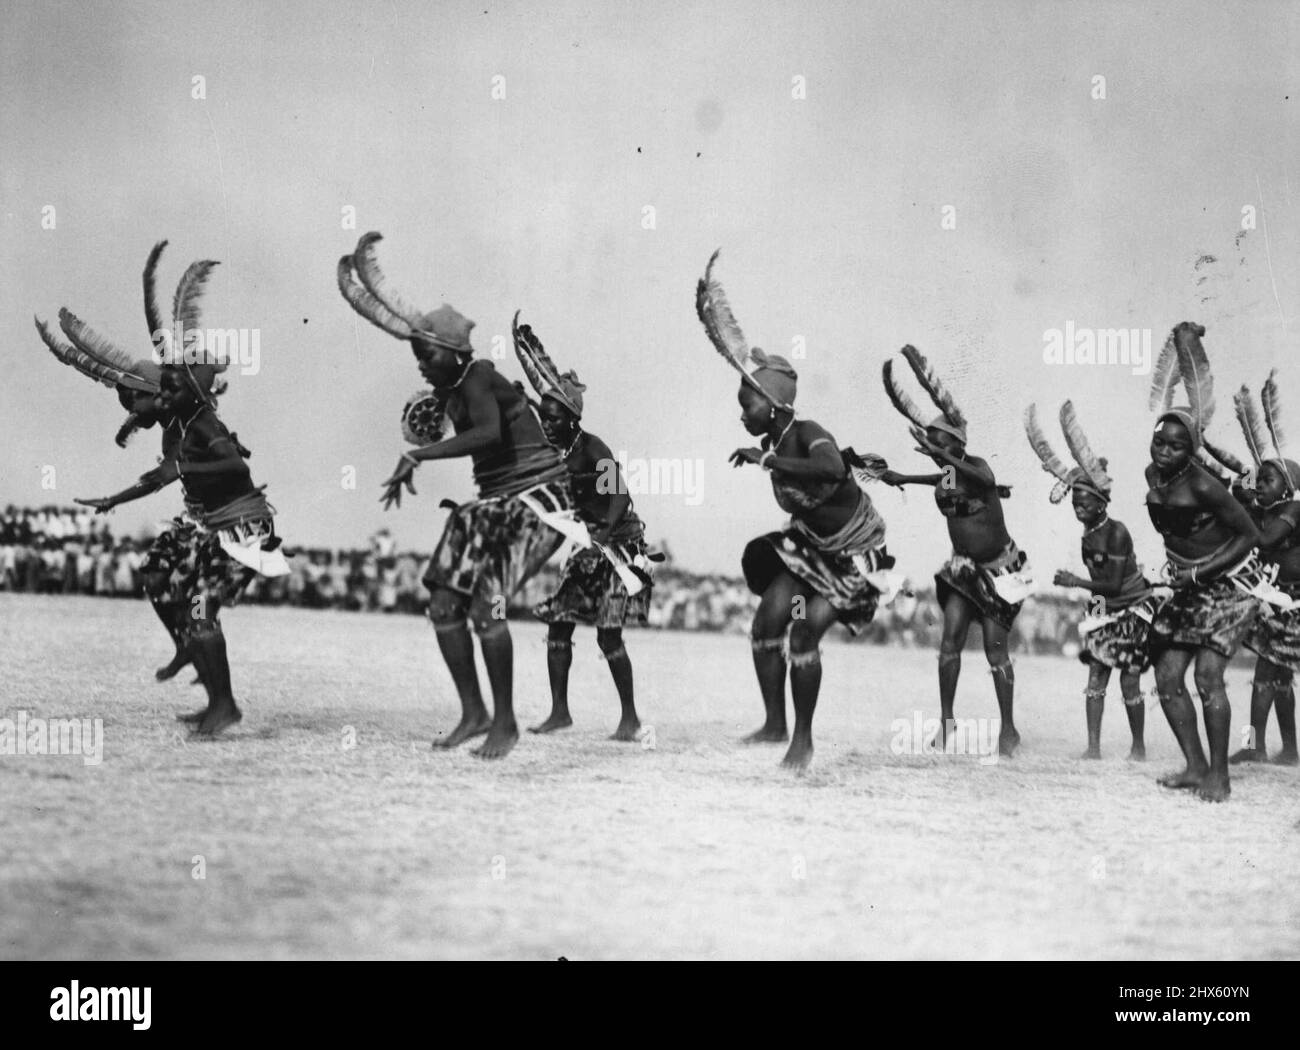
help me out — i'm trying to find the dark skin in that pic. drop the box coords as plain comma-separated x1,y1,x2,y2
1145,420,1261,801
386,338,556,760
1229,462,1300,765
78,369,252,735
731,384,858,771
528,395,641,741
881,426,1020,756
1053,489,1145,760
108,385,196,681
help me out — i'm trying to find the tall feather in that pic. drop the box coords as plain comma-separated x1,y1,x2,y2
695,249,788,409
352,232,422,328
1172,322,1215,429
37,316,119,389
512,312,567,398
901,345,965,428
142,240,168,345
1147,331,1179,411
1024,404,1073,485
1235,384,1270,466
1059,401,1112,492
338,256,412,339
1201,436,1247,476
883,359,928,429
57,309,160,392
1262,369,1286,457
171,259,220,345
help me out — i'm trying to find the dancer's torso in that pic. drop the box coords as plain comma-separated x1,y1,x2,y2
1145,463,1236,561
165,408,257,512
765,420,862,537
933,461,1011,562
564,432,644,542
1080,519,1147,604
1255,499,1300,583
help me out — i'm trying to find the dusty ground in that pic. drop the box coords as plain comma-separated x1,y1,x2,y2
1,593,1297,959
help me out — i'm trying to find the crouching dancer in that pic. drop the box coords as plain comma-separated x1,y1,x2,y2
339,233,573,759
697,251,898,771
513,314,658,740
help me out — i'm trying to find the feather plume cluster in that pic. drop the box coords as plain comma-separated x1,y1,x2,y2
1232,370,1288,466
512,312,583,416
337,232,421,341
1023,401,1111,503
694,249,790,410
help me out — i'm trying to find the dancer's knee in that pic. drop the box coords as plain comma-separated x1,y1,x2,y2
468,599,509,639
596,628,625,658
1192,666,1223,700
426,589,467,627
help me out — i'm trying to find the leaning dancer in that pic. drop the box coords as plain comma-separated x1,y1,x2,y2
697,251,898,771
1025,402,1152,759
1143,323,1261,801
72,251,289,734
338,233,573,759
880,346,1031,757
1213,374,1300,766
513,314,658,740
35,241,220,684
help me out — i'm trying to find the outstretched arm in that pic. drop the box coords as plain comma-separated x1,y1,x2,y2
76,458,179,512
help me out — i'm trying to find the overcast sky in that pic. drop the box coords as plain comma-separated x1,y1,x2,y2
2,0,1296,581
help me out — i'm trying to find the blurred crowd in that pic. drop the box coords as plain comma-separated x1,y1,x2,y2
2,507,1083,656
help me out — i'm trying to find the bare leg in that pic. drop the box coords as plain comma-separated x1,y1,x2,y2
781,595,838,771
1120,670,1145,760
744,571,799,743
1082,663,1110,759
149,595,192,681
1273,668,1298,764
471,615,518,760
983,619,1019,756
1192,649,1233,802
191,612,242,736
935,594,975,749
530,622,575,733
428,588,491,749
1154,647,1207,789
1230,656,1275,764
597,627,640,741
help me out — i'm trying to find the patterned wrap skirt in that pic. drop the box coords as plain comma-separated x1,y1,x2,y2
423,480,570,605
743,524,893,637
1078,594,1162,674
1243,581,1300,672
1149,574,1261,659
534,534,654,629
934,541,1030,632
142,515,271,611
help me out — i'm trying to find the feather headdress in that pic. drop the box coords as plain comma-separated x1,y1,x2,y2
1262,369,1286,460
1023,401,1111,503
338,254,413,339
882,344,967,442
52,308,161,393
512,312,585,418
695,249,793,412
1146,331,1179,413
1231,371,1288,471
142,240,169,353
1171,322,1215,430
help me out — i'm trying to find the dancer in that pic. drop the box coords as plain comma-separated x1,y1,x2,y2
36,242,211,684
881,346,1031,756
1213,374,1300,765
72,247,289,735
1143,323,1261,801
338,232,573,759
697,251,898,770
512,314,657,741
1025,402,1152,759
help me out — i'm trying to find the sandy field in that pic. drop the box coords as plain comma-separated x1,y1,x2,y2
1,592,1297,960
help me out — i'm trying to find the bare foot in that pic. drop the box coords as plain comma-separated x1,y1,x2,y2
743,724,788,744
1080,746,1102,760
1127,744,1147,761
999,727,1021,757
1229,747,1267,765
781,737,813,771
176,708,206,724
193,703,242,736
435,712,492,749
1196,770,1231,802
528,711,573,734
1158,766,1207,790
155,650,191,682
1271,750,1299,766
610,716,641,742
471,723,519,760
